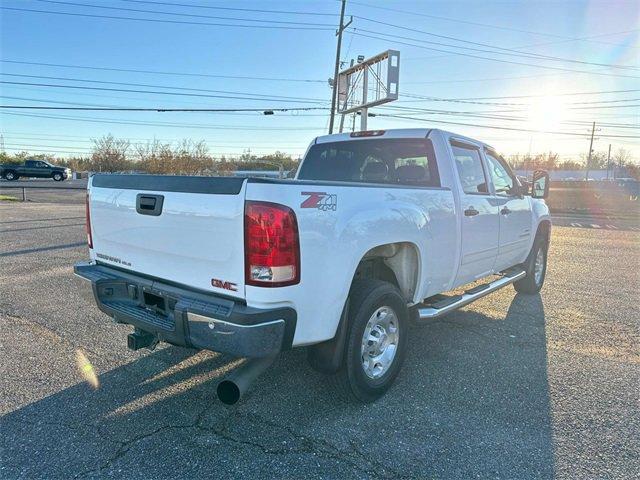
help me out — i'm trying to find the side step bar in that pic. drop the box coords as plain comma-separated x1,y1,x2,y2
417,269,526,321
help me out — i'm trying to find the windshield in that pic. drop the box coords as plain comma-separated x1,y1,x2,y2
297,138,440,187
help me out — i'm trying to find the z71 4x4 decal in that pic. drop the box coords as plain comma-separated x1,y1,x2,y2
300,192,337,211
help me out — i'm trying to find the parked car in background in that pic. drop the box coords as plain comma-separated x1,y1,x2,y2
0,159,71,181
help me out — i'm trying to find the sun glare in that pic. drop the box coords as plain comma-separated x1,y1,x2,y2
526,96,568,133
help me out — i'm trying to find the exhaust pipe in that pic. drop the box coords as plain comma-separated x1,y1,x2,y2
216,355,276,405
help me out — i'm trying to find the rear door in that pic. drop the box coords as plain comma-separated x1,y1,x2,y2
483,150,532,271
23,160,41,177
450,140,500,285
88,175,248,300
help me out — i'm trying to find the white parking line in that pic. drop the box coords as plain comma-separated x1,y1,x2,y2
606,225,618,230
590,224,602,229
570,222,582,228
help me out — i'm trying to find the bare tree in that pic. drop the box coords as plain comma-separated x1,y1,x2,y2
91,135,131,172
613,148,633,167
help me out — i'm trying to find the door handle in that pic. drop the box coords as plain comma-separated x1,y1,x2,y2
464,207,479,217
500,206,512,215
136,194,164,216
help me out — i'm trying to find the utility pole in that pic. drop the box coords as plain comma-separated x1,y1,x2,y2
606,143,612,180
585,121,596,181
328,0,352,134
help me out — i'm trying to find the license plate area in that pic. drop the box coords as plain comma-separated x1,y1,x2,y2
143,290,167,316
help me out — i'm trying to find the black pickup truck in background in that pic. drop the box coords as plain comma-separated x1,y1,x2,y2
0,159,71,181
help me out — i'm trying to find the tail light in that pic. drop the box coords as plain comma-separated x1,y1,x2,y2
245,201,300,287
85,193,93,249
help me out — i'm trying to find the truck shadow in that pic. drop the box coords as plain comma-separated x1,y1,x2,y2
1,293,554,478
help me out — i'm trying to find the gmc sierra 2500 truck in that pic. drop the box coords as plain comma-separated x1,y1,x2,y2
75,128,551,404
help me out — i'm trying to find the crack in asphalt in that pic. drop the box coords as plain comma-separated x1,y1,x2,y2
64,402,408,480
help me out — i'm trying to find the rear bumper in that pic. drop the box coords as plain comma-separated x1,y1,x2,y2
74,262,296,357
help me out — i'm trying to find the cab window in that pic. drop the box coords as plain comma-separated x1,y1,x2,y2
484,151,515,196
298,139,439,187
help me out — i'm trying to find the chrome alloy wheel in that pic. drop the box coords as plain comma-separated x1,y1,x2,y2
361,306,400,379
534,247,545,285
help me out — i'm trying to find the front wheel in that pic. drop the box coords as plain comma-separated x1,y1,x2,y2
52,172,63,181
331,279,409,403
514,236,548,294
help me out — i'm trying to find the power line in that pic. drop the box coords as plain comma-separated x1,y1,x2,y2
352,21,639,71
348,30,640,79
34,0,336,27
1,111,327,131
396,91,640,107
0,6,335,31
376,113,640,139
0,80,329,104
120,0,338,16
434,89,640,101
0,60,326,84
5,73,635,110
0,105,329,113
0,73,329,103
347,0,638,47
379,105,640,130
1,135,307,149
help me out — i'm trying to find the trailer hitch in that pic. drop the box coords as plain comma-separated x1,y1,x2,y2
127,328,158,351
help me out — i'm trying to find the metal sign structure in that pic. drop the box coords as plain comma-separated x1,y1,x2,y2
337,50,400,131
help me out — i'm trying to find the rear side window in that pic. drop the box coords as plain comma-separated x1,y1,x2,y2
297,138,440,187
451,142,488,194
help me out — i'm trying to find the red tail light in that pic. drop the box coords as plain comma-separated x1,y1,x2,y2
245,201,300,287
85,193,93,249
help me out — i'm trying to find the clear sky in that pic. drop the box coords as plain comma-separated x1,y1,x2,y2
1,0,638,161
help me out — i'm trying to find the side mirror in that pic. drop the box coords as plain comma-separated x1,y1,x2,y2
531,170,550,199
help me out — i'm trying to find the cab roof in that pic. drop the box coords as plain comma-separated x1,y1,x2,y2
314,128,497,152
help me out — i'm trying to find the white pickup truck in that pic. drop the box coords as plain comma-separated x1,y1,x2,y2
75,128,551,404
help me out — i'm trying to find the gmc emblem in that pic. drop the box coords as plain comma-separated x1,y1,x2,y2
211,278,238,292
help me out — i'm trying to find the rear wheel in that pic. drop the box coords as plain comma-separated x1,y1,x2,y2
331,279,409,402
4,171,18,181
514,235,548,294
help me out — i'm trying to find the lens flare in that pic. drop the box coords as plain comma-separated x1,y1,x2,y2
76,349,99,389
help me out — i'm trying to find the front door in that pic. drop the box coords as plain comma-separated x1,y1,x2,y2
484,150,532,271
451,141,500,286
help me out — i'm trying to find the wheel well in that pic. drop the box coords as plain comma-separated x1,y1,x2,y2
353,242,419,302
537,220,551,244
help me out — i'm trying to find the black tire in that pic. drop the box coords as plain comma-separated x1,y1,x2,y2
52,172,63,181
514,235,548,294
331,279,409,403
4,171,18,181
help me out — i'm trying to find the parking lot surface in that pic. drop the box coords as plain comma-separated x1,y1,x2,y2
1,202,638,479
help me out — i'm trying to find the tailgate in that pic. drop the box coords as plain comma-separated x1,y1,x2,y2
88,175,247,300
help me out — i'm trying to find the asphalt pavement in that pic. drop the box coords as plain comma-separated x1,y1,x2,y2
0,202,638,479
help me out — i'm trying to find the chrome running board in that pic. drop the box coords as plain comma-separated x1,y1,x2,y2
417,269,526,321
